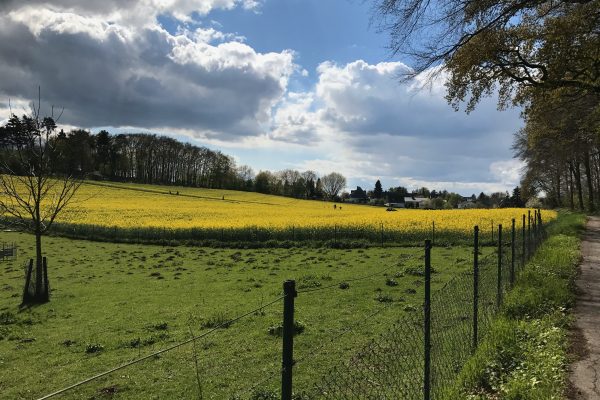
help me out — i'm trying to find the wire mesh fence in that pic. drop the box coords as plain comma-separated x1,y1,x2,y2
31,210,547,400
302,211,546,400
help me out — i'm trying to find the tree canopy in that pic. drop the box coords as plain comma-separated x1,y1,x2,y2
373,0,600,110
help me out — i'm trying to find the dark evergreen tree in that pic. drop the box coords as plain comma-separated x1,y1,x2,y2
373,179,383,199
511,187,524,207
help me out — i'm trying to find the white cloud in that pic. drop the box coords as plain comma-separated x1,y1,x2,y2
267,60,523,194
490,159,525,186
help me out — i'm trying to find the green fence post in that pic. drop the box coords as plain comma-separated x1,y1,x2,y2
282,280,297,400
511,219,515,286
424,240,432,400
473,226,479,350
522,214,526,268
528,210,531,258
497,224,503,309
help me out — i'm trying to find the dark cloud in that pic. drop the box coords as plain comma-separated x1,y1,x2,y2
316,60,521,140
0,5,292,136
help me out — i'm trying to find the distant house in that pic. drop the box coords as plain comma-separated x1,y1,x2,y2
458,197,476,209
404,196,428,209
348,186,369,203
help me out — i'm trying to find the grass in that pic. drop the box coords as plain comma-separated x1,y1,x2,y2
0,231,493,399
444,210,585,399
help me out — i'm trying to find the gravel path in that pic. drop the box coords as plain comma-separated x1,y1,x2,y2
570,216,600,399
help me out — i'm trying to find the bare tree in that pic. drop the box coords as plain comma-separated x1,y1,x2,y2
321,172,347,200
0,94,82,304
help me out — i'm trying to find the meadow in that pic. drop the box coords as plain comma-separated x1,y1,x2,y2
0,231,494,399
38,181,555,245
0,181,555,398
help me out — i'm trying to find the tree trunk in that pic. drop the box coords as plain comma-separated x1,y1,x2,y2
556,167,562,207
584,150,595,213
568,165,574,210
595,153,600,210
574,160,585,210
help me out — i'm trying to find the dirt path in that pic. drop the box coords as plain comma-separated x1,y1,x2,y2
570,216,600,399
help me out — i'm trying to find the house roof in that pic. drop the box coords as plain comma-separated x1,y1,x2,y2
350,186,368,198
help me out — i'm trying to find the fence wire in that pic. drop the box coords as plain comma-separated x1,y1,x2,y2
307,216,546,400
430,269,473,397
309,309,424,399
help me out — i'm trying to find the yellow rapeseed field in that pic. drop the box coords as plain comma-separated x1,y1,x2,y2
55,181,556,233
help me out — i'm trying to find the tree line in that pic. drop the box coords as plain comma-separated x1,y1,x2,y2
363,179,526,209
0,121,349,200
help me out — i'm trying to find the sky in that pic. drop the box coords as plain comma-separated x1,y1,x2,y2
0,0,524,196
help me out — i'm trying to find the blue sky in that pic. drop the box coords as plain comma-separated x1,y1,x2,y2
0,0,523,195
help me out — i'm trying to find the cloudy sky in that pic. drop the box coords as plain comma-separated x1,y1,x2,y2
0,0,524,195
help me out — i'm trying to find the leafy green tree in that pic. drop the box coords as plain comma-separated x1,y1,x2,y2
373,0,600,110
315,178,324,199
254,171,272,194
477,192,491,208
386,186,409,202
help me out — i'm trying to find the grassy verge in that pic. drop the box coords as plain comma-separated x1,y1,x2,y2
445,211,586,399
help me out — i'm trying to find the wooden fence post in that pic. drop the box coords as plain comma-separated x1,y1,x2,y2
22,259,33,304
43,257,49,301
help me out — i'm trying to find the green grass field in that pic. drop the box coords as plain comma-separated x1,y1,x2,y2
0,231,492,399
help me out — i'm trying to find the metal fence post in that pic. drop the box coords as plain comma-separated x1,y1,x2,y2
522,214,526,268
533,210,538,248
424,239,432,400
497,224,503,309
282,280,297,400
528,210,531,258
473,226,479,350
511,219,515,286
